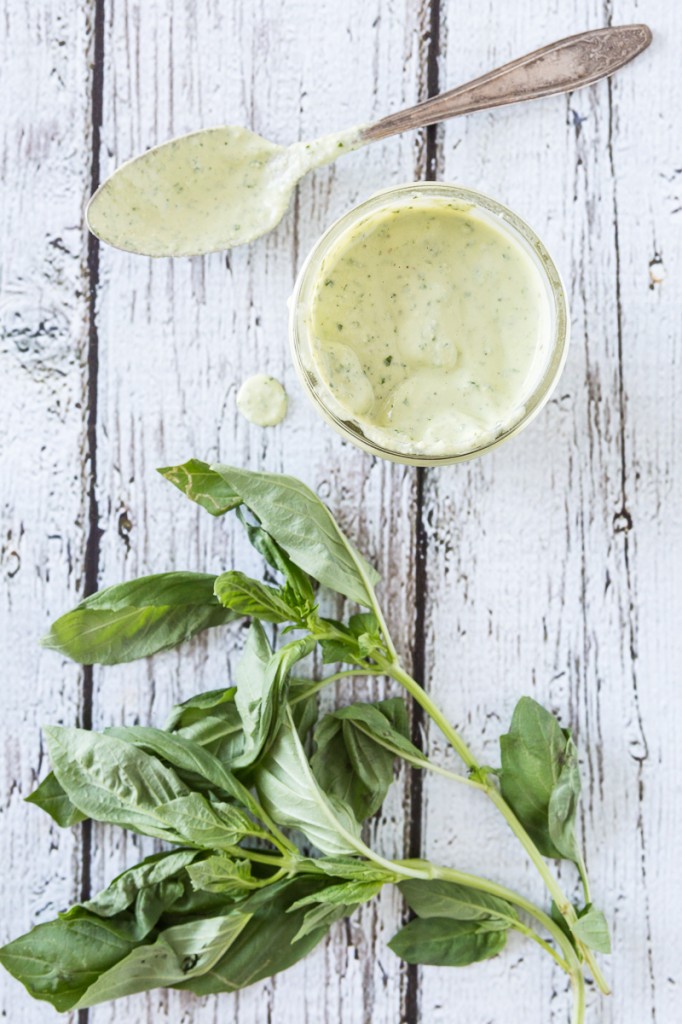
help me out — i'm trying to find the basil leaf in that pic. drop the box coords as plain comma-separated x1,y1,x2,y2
135,873,232,923
165,687,244,764
547,734,581,861
174,876,337,995
166,687,237,725
286,877,383,943
158,459,241,516
236,508,315,608
74,913,252,1008
209,464,380,606
315,615,386,665
300,857,397,883
45,727,261,847
312,698,418,822
388,917,508,967
0,850,205,1011
26,771,86,827
347,611,384,658
398,879,517,926
79,850,203,938
46,726,189,840
289,879,383,912
188,855,261,896
162,675,319,781
42,573,237,665
157,794,264,849
104,725,264,821
160,461,378,606
289,903,349,942
255,710,362,856
318,634,360,666
348,612,381,638
214,571,296,623
232,622,275,768
232,624,315,770
571,907,611,954
500,697,581,861
0,914,140,1011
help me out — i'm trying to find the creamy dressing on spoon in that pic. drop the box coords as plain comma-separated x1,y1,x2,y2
308,196,553,457
87,125,364,257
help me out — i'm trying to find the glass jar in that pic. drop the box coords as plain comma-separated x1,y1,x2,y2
289,182,569,466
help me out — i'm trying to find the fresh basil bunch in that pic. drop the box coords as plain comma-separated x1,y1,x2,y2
0,462,610,1021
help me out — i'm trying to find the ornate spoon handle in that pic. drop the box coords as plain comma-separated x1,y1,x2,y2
362,25,651,142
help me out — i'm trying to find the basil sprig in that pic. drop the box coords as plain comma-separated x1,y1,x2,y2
0,462,610,1024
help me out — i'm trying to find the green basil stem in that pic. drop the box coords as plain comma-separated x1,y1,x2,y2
258,822,300,858
395,861,577,968
571,966,587,1024
256,731,582,1002
299,559,602,1003
226,847,287,867
511,919,570,973
394,860,585,1024
236,791,300,858
379,658,610,997
305,612,603,995
290,669,384,704
247,867,288,888
341,545,400,664
407,756,486,791
294,669,483,792
380,660,478,769
577,853,591,905
228,843,579,1006
485,784,608,992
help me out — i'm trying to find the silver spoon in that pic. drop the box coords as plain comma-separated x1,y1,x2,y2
87,24,651,258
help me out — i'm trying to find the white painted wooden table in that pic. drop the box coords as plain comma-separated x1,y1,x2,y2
2,2,679,1021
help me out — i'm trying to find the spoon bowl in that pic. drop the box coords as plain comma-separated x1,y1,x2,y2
87,125,363,257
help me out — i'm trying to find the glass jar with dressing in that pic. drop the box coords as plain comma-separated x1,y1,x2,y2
289,183,569,465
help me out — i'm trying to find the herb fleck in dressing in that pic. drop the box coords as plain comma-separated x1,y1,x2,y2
309,198,553,456
87,125,363,257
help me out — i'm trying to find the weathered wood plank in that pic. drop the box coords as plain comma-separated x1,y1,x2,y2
87,2,426,1022
605,4,682,1021
416,3,664,1022
0,2,94,1022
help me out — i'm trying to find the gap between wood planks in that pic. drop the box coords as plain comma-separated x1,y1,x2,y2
79,1,105,1023
405,1,441,1022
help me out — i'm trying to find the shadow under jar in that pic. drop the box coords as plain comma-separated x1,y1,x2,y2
289,183,569,466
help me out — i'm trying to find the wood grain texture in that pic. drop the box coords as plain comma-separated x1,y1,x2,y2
417,1,680,1023
606,3,682,1020
87,2,425,1022
2,1,680,1023
0,3,94,1022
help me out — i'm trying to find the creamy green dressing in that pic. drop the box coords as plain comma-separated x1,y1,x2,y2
87,125,363,257
237,374,288,427
308,197,552,456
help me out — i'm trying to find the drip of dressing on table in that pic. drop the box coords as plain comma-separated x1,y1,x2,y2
237,375,288,427
308,198,553,456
